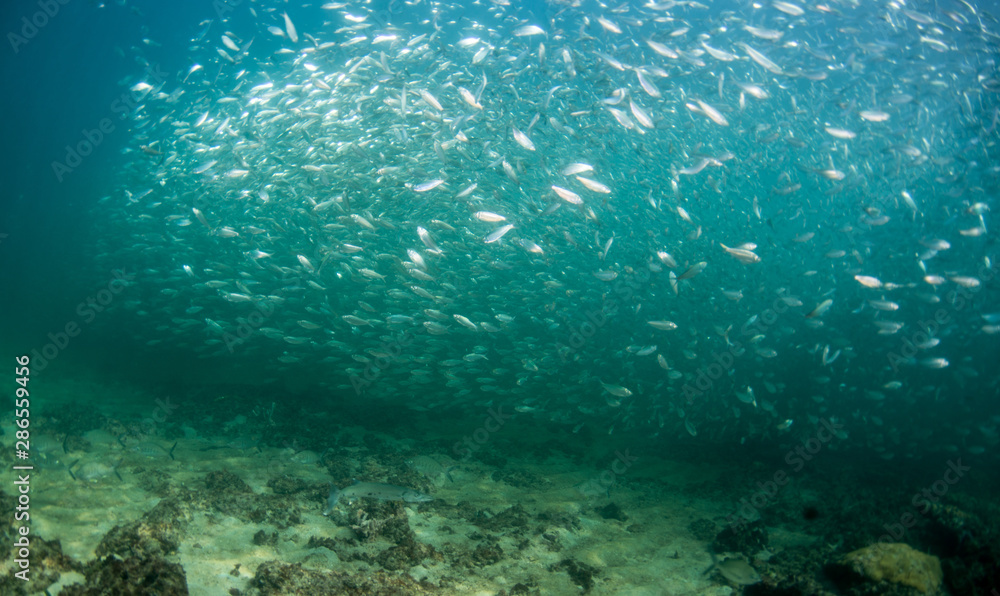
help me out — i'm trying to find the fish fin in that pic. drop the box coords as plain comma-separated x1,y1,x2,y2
323,482,340,516
703,551,720,575
169,441,178,460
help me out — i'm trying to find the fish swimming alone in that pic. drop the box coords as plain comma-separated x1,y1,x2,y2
323,481,433,515
704,552,762,586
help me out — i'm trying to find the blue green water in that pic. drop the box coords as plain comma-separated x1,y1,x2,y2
1,0,999,593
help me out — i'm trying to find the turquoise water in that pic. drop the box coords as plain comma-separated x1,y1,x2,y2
1,0,998,593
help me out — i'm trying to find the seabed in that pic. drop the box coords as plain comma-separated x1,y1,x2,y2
2,372,996,595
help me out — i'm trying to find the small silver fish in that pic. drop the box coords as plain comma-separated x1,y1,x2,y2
323,481,433,514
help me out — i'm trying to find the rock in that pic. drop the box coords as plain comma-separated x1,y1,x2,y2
551,559,599,593
827,542,942,595
472,543,504,567
205,470,252,493
687,518,716,541
96,499,189,559
61,556,189,595
246,561,435,595
596,502,627,522
713,519,768,555
924,503,1000,594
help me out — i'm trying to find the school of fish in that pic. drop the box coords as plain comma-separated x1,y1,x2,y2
96,0,999,460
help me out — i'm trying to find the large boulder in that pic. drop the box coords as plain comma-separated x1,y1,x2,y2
826,542,943,595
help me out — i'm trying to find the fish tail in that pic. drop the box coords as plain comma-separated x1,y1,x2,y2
323,482,340,516
703,551,720,575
